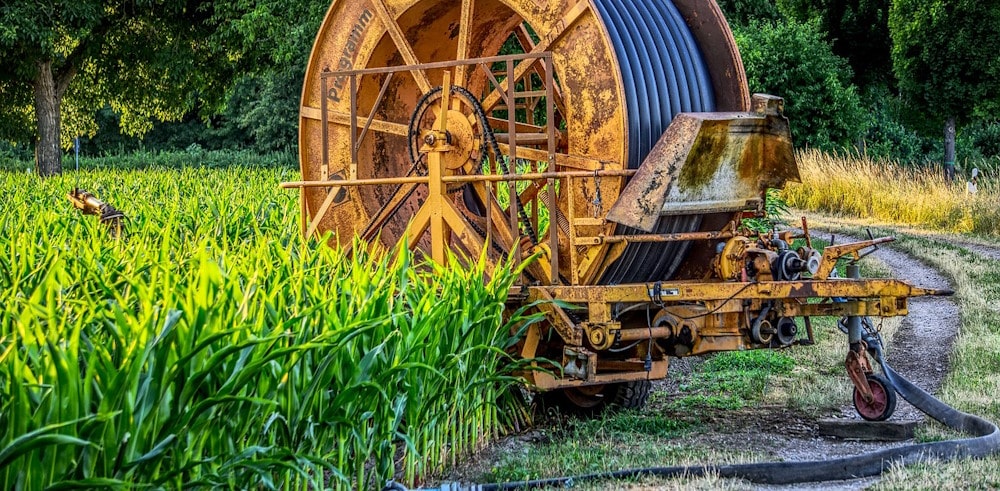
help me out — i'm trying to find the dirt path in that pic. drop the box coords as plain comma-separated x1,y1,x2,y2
446,231,1000,490
741,232,961,490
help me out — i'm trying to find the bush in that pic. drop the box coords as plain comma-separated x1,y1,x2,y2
734,19,865,151
859,85,934,164
0,149,296,173
960,121,1000,160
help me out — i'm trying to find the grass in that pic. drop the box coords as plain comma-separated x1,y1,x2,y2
461,236,907,488
475,348,815,487
799,217,1000,489
670,350,795,411
484,410,760,485
0,162,534,489
784,149,1000,235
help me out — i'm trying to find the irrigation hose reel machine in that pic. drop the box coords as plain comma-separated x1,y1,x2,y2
283,0,951,419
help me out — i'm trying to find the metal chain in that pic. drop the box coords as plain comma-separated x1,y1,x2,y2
407,85,539,246
592,169,603,218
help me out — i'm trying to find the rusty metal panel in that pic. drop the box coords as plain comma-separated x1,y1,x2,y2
607,95,800,232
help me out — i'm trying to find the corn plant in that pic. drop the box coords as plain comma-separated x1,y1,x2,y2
0,164,537,489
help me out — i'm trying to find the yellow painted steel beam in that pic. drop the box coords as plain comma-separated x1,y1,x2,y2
526,279,952,304
524,359,669,390
777,299,907,318
281,169,636,189
299,106,408,136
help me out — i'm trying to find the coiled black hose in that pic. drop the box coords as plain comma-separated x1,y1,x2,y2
592,0,715,284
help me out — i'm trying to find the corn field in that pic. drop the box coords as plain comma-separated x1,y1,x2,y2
0,165,534,489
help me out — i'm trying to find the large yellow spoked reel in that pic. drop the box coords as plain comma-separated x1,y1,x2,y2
298,0,749,285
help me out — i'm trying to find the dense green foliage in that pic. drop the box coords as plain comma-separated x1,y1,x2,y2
6,1,1000,169
889,1,1000,126
718,0,998,164
734,20,864,150
0,0,331,172
0,164,533,488
713,0,783,27
888,1,1000,169
54,0,328,158
780,0,893,87
0,2,241,156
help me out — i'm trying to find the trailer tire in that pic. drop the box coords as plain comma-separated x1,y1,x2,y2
610,380,652,410
853,373,897,421
538,380,652,417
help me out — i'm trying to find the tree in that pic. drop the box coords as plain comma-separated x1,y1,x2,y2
0,2,242,175
714,0,783,27
734,20,864,150
890,1,1000,178
213,0,330,154
779,0,893,89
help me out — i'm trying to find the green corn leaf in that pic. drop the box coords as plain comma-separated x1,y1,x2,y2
0,417,96,469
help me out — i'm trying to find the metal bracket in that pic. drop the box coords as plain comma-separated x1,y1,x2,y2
855,229,881,261
814,236,895,280
580,321,619,351
846,341,874,403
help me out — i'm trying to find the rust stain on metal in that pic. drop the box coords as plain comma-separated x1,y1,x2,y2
287,1,939,394
679,120,727,190
607,96,798,231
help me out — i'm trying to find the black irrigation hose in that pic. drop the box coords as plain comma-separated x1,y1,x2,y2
595,0,714,285
386,336,1000,490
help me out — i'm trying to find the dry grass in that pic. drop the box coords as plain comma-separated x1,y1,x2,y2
784,150,1000,236
875,457,1000,490
549,471,754,491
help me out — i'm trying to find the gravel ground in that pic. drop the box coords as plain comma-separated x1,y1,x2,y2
441,232,1000,491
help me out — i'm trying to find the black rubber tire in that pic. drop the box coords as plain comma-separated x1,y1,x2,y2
610,380,652,410
539,380,652,416
853,373,897,421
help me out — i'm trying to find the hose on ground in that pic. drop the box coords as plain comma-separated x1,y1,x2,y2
384,327,1000,490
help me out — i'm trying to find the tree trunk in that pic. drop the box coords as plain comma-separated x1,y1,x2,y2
943,116,956,182
33,61,64,177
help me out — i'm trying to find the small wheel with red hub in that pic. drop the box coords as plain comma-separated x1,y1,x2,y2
853,373,897,421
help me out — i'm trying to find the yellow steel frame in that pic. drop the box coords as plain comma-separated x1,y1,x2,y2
283,53,952,392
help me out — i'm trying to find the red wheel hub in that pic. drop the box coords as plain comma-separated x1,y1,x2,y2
854,377,890,420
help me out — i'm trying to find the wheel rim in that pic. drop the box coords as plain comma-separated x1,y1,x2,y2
302,0,624,284
300,0,748,283
855,378,890,421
